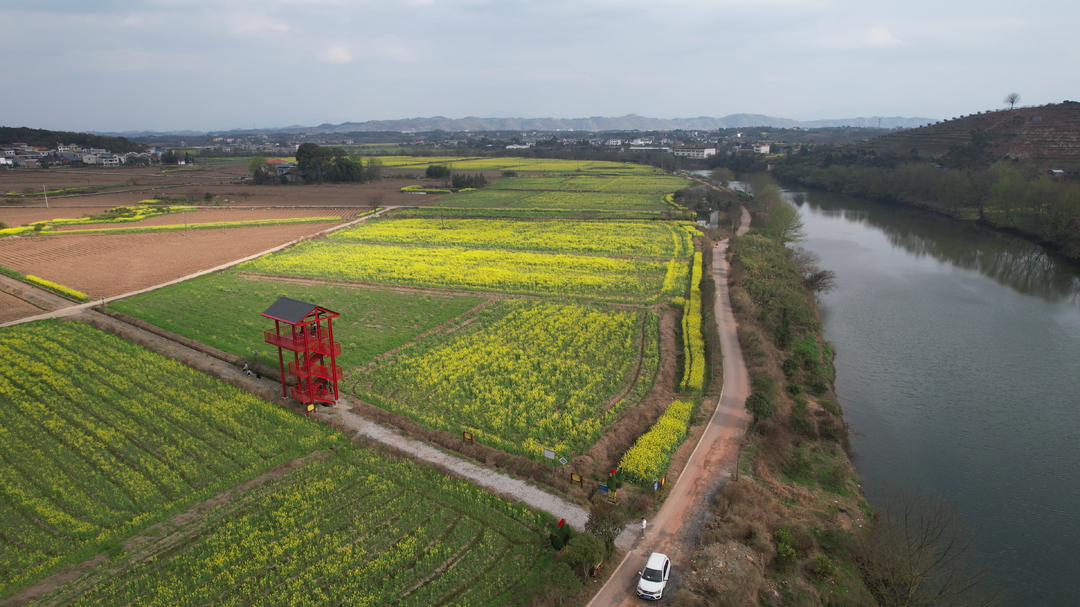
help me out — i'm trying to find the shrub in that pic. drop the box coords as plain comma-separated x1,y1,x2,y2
809,378,829,395
563,532,605,578
501,170,517,177
746,392,774,424
751,374,778,398
820,400,842,417
810,552,837,578
774,525,797,571
786,446,813,480
790,397,815,437
819,465,847,493
782,357,799,377
585,503,623,556
786,383,803,396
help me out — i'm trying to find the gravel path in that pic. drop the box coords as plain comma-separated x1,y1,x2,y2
320,404,638,541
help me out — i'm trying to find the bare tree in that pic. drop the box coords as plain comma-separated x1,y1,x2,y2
1003,93,1020,110
790,247,837,293
855,489,1000,607
365,192,385,212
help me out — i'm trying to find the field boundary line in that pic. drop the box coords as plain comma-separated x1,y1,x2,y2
0,209,389,329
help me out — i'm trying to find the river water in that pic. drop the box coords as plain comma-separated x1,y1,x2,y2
774,186,1080,606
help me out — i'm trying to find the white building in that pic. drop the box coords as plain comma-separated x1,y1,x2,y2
672,147,717,159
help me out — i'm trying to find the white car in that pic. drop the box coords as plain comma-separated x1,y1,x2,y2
636,552,671,600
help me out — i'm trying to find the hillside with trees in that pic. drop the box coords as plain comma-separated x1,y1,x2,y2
771,102,1080,260
0,126,142,154
853,100,1080,170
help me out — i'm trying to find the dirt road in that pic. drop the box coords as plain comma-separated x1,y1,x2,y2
588,208,751,606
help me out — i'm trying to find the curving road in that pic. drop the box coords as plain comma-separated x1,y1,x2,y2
587,208,751,606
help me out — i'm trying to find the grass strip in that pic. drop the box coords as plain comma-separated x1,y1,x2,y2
45,216,342,235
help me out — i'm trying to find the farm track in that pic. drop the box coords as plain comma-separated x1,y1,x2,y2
587,207,752,607
60,309,641,550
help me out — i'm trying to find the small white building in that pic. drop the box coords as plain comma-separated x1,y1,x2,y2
753,144,771,154
672,147,717,159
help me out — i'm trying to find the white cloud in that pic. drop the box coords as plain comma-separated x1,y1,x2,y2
321,44,354,64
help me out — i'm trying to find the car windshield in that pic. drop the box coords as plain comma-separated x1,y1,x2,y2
641,567,664,583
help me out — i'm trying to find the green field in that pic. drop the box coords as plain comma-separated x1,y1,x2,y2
333,217,697,258
436,158,664,174
355,299,659,459
34,449,565,607
0,321,340,597
387,207,688,221
488,174,691,193
434,189,668,210
110,273,484,370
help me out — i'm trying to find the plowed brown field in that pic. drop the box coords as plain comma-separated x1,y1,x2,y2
0,221,341,298
49,208,363,231
0,290,44,323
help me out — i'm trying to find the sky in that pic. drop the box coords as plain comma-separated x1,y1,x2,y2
1,0,1077,133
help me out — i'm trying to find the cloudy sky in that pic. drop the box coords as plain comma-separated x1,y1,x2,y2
2,0,1076,132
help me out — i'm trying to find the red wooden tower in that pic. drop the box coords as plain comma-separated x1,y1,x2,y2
261,297,342,410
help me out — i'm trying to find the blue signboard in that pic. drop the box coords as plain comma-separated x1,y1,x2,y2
599,484,609,493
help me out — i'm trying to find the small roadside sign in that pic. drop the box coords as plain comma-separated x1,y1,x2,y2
462,431,474,445
599,484,609,493
558,457,568,466
571,473,584,488
654,480,659,492
543,449,556,460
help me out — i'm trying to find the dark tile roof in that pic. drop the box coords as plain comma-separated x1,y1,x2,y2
261,296,320,324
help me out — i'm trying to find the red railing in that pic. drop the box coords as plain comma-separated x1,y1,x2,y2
287,359,342,381
308,338,341,356
290,385,335,404
264,330,340,355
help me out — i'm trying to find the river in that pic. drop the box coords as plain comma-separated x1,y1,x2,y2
774,186,1080,606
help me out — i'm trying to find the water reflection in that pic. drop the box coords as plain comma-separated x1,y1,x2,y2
786,188,1080,304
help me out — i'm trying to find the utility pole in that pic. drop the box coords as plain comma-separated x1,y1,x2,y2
42,184,49,208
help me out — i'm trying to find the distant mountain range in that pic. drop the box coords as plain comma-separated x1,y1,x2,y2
94,113,937,137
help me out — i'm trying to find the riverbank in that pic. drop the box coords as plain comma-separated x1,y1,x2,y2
771,153,1080,261
670,188,877,604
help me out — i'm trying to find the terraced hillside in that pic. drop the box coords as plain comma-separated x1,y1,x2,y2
859,101,1080,169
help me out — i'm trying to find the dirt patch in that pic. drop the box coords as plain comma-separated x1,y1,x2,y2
49,207,363,231
0,222,342,298
0,289,46,324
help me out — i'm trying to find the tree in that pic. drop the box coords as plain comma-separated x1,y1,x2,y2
295,143,336,182
365,192,384,212
249,157,276,185
855,489,1000,607
1003,93,1020,110
765,197,806,243
790,247,837,293
584,503,624,556
425,164,450,179
364,157,384,181
711,167,734,186
563,532,606,578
